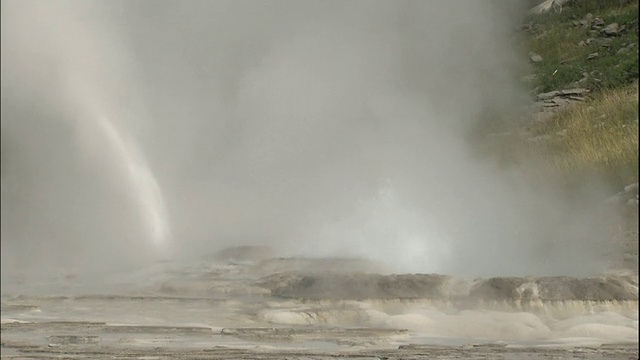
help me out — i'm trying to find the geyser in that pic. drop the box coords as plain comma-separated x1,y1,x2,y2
1,3,637,356
93,114,170,249
1,0,172,276
0,0,623,278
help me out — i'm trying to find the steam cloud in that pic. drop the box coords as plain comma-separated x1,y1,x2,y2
1,0,617,283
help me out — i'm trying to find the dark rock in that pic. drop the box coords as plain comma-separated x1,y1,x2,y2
469,277,526,300
592,17,605,28
529,53,543,63
581,13,594,26
534,277,577,300
597,38,613,47
566,277,638,301
560,88,589,96
536,91,560,100
601,23,620,36
261,273,454,299
260,273,639,301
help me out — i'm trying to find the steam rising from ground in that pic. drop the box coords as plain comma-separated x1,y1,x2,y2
1,0,618,281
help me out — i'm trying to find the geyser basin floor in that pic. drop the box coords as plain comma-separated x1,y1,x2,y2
1,255,638,359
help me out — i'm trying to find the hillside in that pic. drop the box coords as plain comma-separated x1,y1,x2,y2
484,0,639,267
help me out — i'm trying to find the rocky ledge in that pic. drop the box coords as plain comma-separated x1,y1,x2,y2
259,272,639,301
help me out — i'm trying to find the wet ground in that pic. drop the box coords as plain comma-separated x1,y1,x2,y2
1,248,638,359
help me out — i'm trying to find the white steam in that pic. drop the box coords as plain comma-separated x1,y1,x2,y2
1,0,617,280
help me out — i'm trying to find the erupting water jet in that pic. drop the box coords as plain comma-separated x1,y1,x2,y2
93,114,170,251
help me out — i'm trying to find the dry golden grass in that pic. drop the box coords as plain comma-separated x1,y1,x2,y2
529,82,638,186
477,82,638,191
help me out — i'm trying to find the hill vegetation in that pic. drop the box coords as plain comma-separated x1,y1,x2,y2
481,0,639,263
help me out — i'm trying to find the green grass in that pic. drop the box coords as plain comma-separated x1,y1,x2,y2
523,0,638,92
486,0,640,261
476,0,640,192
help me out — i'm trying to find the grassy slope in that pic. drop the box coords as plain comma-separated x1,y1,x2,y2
475,1,639,259
526,0,638,93
482,0,639,192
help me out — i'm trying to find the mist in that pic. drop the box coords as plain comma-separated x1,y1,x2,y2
1,0,617,283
